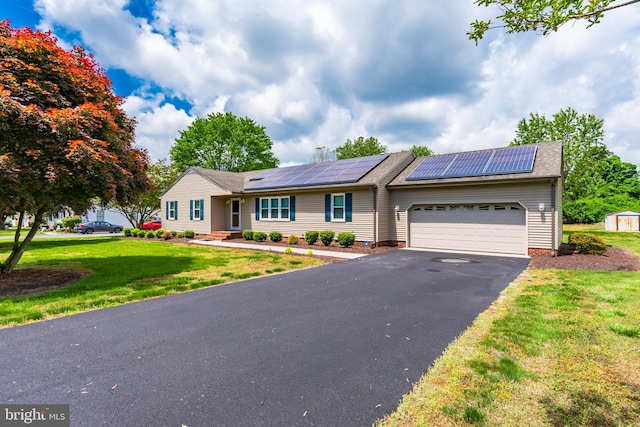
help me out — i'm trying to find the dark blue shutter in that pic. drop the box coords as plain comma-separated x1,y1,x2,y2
165,201,169,220
345,193,352,222
200,199,204,220
290,196,296,221
190,200,193,220
255,198,260,220
175,201,178,220
325,194,331,222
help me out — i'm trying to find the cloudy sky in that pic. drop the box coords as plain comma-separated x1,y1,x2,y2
5,0,640,167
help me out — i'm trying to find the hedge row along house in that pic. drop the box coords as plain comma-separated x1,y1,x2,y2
160,141,563,257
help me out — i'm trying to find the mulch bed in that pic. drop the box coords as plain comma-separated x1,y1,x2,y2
1,241,638,298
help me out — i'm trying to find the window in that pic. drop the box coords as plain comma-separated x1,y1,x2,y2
167,201,178,220
258,197,291,220
325,193,352,222
190,199,204,220
332,194,345,221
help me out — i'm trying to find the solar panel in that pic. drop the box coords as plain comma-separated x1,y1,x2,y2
245,154,389,190
406,145,537,181
484,145,537,174
444,151,493,177
406,154,456,180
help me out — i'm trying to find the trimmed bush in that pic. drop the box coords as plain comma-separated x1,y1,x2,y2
319,230,335,246
154,228,165,238
269,231,283,243
568,233,608,255
177,232,186,238
242,229,254,240
124,228,132,237
184,230,195,238
162,231,172,240
288,234,299,245
337,232,355,247
284,247,293,254
304,230,319,245
253,231,267,242
170,231,178,237
146,231,155,238
131,228,140,237
61,215,82,232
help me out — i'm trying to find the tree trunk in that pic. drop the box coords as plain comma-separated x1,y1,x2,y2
0,209,45,274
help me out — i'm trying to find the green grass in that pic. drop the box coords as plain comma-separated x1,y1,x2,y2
0,237,323,327
379,224,640,426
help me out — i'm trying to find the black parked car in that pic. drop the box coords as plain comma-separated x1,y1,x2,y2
74,221,123,234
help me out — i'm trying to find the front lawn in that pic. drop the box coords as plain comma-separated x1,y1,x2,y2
0,237,322,327
379,224,640,426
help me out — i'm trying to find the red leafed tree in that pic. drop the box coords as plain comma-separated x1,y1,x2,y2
0,20,151,274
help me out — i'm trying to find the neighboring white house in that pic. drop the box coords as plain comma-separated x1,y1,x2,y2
45,207,159,229
604,211,640,232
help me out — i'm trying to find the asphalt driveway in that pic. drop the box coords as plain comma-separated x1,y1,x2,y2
0,250,529,426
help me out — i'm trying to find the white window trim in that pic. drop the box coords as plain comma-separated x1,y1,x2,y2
331,193,346,222
259,196,291,221
193,199,202,221
168,201,177,220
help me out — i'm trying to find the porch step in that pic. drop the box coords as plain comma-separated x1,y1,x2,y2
200,231,243,241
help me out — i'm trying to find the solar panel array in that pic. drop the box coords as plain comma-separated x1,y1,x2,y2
406,145,537,181
246,154,389,190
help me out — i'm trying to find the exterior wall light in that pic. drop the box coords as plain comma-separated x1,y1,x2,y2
538,202,545,212
394,205,400,213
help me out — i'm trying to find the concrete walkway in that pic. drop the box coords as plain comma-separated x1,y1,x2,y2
189,239,365,259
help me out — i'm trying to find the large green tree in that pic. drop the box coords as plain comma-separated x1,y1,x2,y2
114,159,181,228
469,0,640,43
170,112,279,172
0,21,150,274
410,144,434,157
511,107,609,202
335,136,388,160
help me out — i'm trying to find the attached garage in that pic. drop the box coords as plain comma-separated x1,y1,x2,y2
409,204,526,255
387,141,564,256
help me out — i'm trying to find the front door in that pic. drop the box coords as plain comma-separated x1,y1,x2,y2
230,199,241,230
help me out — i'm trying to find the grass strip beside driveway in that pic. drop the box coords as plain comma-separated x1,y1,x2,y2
379,225,640,426
0,237,322,327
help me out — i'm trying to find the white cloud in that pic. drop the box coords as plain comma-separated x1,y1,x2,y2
31,0,640,167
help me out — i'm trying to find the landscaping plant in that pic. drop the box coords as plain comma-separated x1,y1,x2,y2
337,232,355,247
242,230,254,240
304,231,319,245
319,230,335,246
269,231,283,243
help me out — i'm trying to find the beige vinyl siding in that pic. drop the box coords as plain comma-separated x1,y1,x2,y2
390,180,557,250
376,154,415,242
245,189,376,242
210,197,227,231
161,171,230,234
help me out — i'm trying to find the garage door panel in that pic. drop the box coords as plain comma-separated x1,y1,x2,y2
409,204,526,255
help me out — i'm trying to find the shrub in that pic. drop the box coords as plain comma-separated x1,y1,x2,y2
162,231,172,240
170,231,178,237
155,228,165,238
184,230,195,238
284,247,293,254
61,216,82,232
253,231,267,242
337,232,355,247
146,231,155,238
269,231,283,243
319,230,335,246
288,234,299,245
568,233,608,255
242,229,254,240
124,228,132,237
177,232,185,238
131,228,140,237
305,230,319,245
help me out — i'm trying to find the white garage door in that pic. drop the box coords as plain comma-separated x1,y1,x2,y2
409,204,526,255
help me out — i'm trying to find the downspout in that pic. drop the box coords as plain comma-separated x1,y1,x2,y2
551,178,556,257
372,186,378,248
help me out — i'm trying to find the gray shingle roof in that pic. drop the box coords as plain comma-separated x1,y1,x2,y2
387,141,563,188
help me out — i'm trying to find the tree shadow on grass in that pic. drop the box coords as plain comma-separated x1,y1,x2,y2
541,388,639,426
